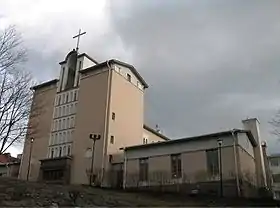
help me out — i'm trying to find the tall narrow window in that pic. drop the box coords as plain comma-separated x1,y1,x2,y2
58,147,61,157
63,106,66,116
74,91,77,101
110,136,114,144
62,94,65,104
58,120,61,130
55,133,58,144
139,158,148,181
63,119,66,129
67,145,71,156
127,73,131,82
58,95,61,105
51,148,54,158
59,133,62,144
74,103,78,113
66,105,69,115
112,112,115,120
70,91,74,102
55,147,58,157
206,149,219,177
79,61,82,69
66,93,69,103
66,118,71,129
171,154,182,178
63,132,66,143
63,146,66,156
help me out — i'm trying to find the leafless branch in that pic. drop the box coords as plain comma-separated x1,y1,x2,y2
0,26,41,154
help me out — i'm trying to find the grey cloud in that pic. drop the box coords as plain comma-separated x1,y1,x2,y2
108,0,280,153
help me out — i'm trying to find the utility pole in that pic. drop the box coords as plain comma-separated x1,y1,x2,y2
89,133,101,186
27,137,34,181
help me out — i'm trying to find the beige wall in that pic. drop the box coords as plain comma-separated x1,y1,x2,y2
125,144,237,187
106,69,144,164
126,135,234,159
238,145,257,185
19,83,57,181
71,67,109,184
143,128,167,144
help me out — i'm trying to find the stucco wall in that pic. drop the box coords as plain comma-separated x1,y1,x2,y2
19,83,57,181
238,145,257,185
106,69,144,165
71,67,109,184
125,141,237,187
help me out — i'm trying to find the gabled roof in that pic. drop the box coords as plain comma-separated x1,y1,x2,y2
143,124,169,141
80,59,149,89
123,129,257,151
31,79,59,90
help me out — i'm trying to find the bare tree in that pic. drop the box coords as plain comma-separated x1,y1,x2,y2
0,26,36,154
0,25,26,72
268,110,280,140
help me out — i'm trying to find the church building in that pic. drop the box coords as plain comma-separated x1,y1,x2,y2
19,45,270,198
18,49,168,186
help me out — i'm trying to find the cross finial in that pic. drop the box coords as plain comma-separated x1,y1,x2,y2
73,29,86,53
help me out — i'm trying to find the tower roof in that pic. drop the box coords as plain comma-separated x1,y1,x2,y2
59,51,98,65
81,59,149,89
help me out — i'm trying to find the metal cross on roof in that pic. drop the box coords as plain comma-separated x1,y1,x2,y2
73,29,86,53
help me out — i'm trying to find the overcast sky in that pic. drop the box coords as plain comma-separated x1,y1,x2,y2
1,0,280,155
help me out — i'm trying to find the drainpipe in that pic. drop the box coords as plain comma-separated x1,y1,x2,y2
122,148,127,189
231,130,241,197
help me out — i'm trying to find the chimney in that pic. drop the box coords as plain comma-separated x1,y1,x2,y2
242,118,267,188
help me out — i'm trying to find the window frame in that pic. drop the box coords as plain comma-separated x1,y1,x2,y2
171,154,182,179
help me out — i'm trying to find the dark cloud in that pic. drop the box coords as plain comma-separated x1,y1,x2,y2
108,0,280,153
2,0,280,154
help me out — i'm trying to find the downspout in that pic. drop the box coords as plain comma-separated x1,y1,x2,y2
100,60,113,186
123,148,127,189
231,130,241,197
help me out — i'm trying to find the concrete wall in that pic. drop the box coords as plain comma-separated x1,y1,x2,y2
71,67,109,184
18,82,57,181
242,118,267,187
125,146,236,185
106,69,144,166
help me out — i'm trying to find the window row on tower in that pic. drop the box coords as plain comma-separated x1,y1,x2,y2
49,130,74,146
55,89,79,106
52,116,75,132
53,102,78,118
48,144,72,158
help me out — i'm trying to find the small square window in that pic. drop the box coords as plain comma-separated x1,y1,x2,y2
127,74,131,82
112,112,115,120
110,136,114,144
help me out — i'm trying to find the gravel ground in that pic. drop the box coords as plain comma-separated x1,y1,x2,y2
0,177,279,207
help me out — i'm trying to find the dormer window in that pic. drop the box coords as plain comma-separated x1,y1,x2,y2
127,74,131,82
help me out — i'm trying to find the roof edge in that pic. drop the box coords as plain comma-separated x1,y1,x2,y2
143,124,170,141
80,59,149,89
30,79,58,90
59,52,98,65
123,129,254,151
